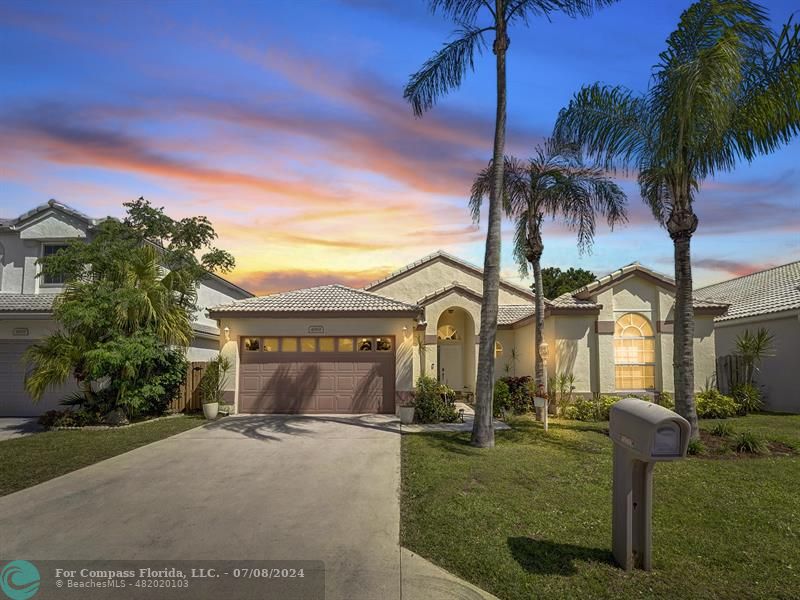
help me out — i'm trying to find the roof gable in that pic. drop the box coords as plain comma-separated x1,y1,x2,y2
364,250,535,301
573,263,676,299
417,283,483,306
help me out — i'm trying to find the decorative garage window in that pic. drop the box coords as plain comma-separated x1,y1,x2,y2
358,338,373,352
300,338,316,352
281,337,298,352
614,313,656,390
244,338,260,351
337,338,354,352
494,341,503,358
437,325,459,340
376,337,392,352
319,337,335,352
263,337,279,352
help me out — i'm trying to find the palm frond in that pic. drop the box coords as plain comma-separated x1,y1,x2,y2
404,24,492,117
429,0,486,23
506,0,619,25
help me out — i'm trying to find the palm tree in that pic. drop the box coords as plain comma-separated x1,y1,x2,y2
735,327,775,385
470,139,627,391
405,0,618,448
25,245,194,402
554,0,800,437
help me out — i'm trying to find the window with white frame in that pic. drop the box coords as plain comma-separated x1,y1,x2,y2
41,243,68,285
614,312,656,390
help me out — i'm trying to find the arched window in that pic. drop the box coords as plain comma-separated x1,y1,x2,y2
614,313,656,390
437,325,460,341
494,341,503,358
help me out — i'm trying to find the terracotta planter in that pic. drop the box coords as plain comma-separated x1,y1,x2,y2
398,406,415,424
202,402,219,420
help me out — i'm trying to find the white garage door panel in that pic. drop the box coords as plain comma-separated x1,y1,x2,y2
0,340,77,417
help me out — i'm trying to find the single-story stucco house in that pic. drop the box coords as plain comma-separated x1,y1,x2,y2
0,200,253,417
209,251,728,414
695,261,800,413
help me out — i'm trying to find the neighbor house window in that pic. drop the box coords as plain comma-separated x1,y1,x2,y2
262,337,279,352
244,338,260,351
41,244,68,285
337,338,354,352
494,341,503,358
614,313,656,390
319,337,335,352
376,337,392,352
281,337,298,352
437,325,459,340
358,338,373,352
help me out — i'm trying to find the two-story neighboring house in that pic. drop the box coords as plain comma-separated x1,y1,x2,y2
0,200,253,416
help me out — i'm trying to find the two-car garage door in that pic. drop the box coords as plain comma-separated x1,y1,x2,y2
238,335,395,414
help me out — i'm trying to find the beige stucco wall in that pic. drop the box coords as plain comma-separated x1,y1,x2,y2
714,311,800,413
557,274,717,395
0,318,61,339
370,258,533,306
216,315,418,412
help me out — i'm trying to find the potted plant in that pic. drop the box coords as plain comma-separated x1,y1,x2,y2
398,401,415,424
200,354,231,420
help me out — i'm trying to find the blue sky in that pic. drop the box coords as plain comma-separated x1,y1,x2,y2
1,0,798,294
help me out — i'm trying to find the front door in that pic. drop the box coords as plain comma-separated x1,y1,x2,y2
438,344,463,390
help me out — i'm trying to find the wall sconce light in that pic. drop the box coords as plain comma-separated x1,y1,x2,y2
538,341,549,360
223,326,230,342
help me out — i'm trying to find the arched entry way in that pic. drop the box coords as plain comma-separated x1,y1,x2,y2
436,307,476,392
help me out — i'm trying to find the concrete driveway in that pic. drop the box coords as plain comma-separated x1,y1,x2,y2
0,417,42,440
0,414,494,600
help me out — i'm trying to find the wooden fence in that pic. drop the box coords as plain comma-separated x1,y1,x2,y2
169,361,209,413
716,354,746,394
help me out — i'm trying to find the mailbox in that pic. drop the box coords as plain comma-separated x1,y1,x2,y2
609,398,690,461
608,398,690,572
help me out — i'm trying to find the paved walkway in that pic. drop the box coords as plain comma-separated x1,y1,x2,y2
0,414,495,600
0,417,41,440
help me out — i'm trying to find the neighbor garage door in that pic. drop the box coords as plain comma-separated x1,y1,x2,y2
0,340,74,417
238,335,395,414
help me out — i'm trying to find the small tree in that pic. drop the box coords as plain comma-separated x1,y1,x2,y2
200,354,232,405
25,198,234,418
540,267,596,299
735,328,775,385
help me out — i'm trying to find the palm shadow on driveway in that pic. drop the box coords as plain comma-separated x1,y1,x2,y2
203,414,400,442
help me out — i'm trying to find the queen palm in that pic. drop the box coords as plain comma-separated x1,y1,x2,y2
554,0,799,437
470,139,627,390
405,0,618,447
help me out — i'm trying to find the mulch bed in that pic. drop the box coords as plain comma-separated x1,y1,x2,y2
698,430,796,459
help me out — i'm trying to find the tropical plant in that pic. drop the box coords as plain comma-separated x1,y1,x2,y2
734,327,775,385
200,354,232,405
470,140,626,391
405,0,618,448
554,1,800,438
733,431,766,454
493,379,512,417
732,382,763,414
710,421,734,437
540,266,596,299
687,438,706,456
25,199,234,418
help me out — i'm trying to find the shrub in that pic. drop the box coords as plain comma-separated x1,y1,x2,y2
38,409,98,429
710,421,734,437
687,438,706,456
695,389,738,419
562,395,621,421
732,431,766,454
414,376,458,424
498,376,534,414
732,383,763,415
493,379,512,417
657,391,674,410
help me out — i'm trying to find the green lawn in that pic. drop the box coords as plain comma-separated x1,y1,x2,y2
402,414,800,600
0,415,205,497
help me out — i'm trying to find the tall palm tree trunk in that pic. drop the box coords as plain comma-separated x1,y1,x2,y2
531,255,545,388
471,0,507,448
669,206,699,439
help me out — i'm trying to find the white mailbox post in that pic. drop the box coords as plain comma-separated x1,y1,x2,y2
609,398,690,571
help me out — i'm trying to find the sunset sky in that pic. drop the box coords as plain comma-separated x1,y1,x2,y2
1,0,798,295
